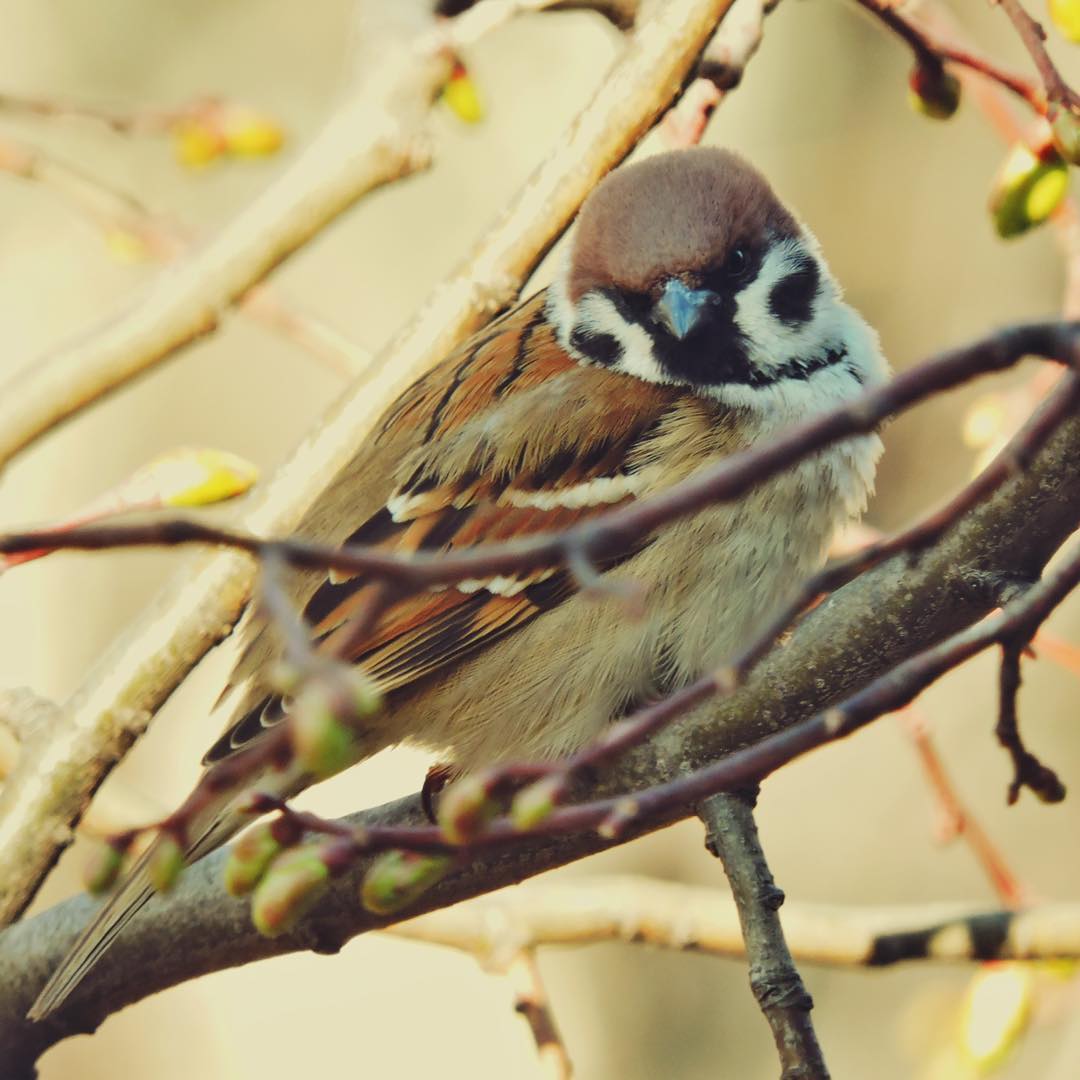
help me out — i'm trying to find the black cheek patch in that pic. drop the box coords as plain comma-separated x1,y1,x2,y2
768,258,819,326
570,325,622,367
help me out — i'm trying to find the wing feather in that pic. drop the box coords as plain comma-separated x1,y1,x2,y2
204,289,679,765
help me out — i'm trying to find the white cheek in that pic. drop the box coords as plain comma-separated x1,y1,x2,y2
733,237,832,371
547,272,673,387
573,294,672,384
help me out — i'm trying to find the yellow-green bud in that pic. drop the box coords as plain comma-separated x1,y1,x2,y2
436,775,497,844
510,776,562,830
148,834,185,894
360,851,451,915
346,668,383,720
290,685,357,779
223,822,287,897
250,846,331,937
908,63,961,121
990,143,1070,238
83,841,124,895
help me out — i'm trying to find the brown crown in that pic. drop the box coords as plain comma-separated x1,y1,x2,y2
566,147,799,302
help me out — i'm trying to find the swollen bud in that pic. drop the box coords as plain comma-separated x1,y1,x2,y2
360,851,452,915
83,841,124,895
250,846,331,938
148,833,185,894
1050,0,1080,43
290,685,358,779
510,776,562,831
441,62,484,124
173,119,226,167
223,821,288,897
436,775,497,844
908,62,961,120
989,143,1071,238
220,105,285,157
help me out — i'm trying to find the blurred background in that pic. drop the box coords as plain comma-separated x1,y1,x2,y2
1,0,1079,1076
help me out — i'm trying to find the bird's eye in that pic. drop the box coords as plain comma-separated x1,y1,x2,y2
724,247,749,280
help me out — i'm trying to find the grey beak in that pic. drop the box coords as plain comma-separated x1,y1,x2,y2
654,279,716,341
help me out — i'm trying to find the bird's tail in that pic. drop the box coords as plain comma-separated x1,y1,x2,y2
27,768,301,1022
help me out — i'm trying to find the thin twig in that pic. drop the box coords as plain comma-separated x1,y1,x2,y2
0,91,210,134
507,951,573,1080
901,709,1030,908
996,635,1066,804
996,0,1080,112
855,0,1047,113
700,790,828,1079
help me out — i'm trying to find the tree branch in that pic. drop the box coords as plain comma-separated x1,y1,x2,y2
385,876,1080,967
700,790,828,1079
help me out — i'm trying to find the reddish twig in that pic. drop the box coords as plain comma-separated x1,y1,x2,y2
901,709,1029,908
855,0,1047,113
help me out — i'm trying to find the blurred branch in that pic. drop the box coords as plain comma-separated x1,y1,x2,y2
901,709,1030,908
996,0,1080,113
386,876,1080,966
0,6,451,471
434,0,639,30
0,0,739,929
0,132,371,378
0,90,215,134
2,385,1078,1063
506,951,573,1080
700,790,827,1080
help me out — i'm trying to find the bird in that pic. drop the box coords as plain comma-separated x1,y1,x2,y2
30,145,888,1019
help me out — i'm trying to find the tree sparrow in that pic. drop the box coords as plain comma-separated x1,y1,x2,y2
31,147,888,1019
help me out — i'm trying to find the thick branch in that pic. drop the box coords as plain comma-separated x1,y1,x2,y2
0,0,738,929
701,791,828,1080
2,402,1078,1066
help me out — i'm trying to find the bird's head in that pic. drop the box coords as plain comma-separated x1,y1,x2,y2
549,147,887,413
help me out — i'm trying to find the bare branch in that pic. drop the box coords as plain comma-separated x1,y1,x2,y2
386,876,1080,966
700,790,828,1079
996,0,1080,113
996,636,1066,805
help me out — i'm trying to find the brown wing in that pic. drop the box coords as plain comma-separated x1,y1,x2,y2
204,290,680,764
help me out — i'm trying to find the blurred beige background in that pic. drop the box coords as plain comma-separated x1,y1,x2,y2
2,1,1080,1077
